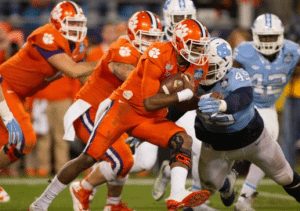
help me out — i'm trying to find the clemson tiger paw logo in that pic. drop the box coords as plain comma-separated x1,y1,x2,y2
43,33,54,44
174,23,189,38
51,5,62,20
148,48,160,58
128,15,138,30
119,46,131,57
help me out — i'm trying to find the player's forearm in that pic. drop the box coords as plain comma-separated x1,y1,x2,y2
224,86,253,114
144,93,179,111
109,62,135,81
67,62,96,78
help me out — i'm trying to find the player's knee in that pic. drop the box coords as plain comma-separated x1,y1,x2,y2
168,133,192,169
98,161,116,182
283,171,300,202
138,157,156,171
273,166,294,185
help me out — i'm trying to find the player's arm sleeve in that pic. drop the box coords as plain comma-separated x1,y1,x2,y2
108,46,138,81
224,86,253,114
35,45,64,60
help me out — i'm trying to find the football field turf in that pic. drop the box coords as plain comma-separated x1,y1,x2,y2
0,178,299,211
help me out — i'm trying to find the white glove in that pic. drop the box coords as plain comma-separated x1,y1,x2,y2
0,101,24,150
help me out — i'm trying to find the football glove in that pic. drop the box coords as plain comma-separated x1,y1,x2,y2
0,101,24,149
198,97,227,114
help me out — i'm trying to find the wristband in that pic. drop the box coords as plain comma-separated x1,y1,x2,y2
0,100,13,122
177,89,193,102
219,100,227,112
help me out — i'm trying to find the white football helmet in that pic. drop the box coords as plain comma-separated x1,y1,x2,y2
200,38,232,86
252,13,284,55
163,0,196,41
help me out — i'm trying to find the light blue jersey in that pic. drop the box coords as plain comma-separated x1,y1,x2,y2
234,40,300,108
197,67,254,133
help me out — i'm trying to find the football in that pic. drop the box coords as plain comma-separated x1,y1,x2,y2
210,91,224,99
159,73,187,94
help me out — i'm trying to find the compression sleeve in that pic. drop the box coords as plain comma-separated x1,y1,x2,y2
224,86,253,114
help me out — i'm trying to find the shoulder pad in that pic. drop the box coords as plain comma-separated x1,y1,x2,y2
233,41,257,63
226,67,252,90
143,42,174,69
283,39,300,56
109,37,140,65
27,24,65,51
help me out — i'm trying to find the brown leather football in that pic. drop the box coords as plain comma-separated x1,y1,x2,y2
210,91,224,99
159,73,186,94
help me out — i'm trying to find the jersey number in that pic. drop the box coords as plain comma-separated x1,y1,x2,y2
252,73,286,95
235,71,250,81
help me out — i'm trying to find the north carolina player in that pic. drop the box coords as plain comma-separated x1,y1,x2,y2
30,18,211,211
196,38,300,208
233,14,300,210
0,0,95,202
63,11,164,211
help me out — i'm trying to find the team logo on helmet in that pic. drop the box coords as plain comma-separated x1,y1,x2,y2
51,5,62,20
128,15,138,31
174,23,189,38
216,43,231,59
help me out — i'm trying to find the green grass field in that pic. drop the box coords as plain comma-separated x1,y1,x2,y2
0,178,299,211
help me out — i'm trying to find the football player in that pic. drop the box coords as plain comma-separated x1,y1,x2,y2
63,10,163,211
233,13,300,210
0,0,95,202
30,18,211,211
196,37,300,208
152,1,218,211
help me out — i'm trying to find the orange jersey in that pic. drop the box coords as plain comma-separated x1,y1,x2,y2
76,36,140,108
86,43,108,62
111,42,199,117
0,23,87,99
33,77,81,101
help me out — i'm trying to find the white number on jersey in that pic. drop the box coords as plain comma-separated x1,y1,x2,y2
235,71,250,81
252,73,286,95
